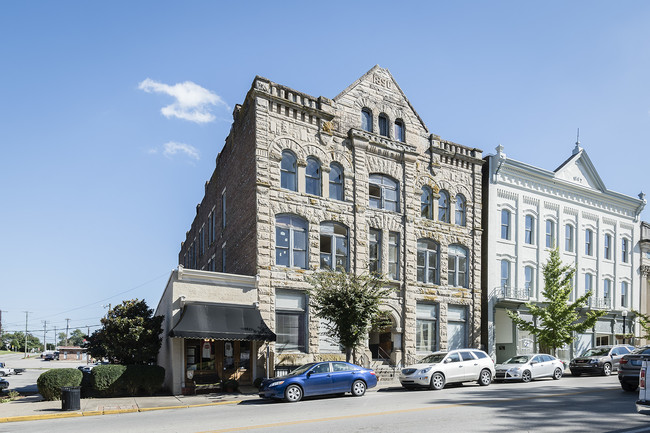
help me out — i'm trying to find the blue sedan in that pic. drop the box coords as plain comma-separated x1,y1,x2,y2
259,361,378,402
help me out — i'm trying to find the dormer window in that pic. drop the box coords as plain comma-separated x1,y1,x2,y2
361,108,372,132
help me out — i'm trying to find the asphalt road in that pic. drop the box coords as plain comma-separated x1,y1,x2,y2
1,352,90,394
3,374,649,433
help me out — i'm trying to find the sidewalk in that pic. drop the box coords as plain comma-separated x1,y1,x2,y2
0,382,399,424
0,386,260,423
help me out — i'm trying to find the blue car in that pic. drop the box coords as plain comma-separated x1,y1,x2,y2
259,361,378,402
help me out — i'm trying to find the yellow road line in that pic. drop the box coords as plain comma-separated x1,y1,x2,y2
198,387,620,433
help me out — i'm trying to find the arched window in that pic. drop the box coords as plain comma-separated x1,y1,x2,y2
305,157,321,196
329,163,344,201
448,245,468,287
378,113,389,137
369,174,399,212
280,151,297,191
421,186,433,219
320,222,348,271
524,215,535,244
275,215,308,269
438,190,450,223
417,239,439,284
455,194,466,226
394,119,405,142
361,108,372,132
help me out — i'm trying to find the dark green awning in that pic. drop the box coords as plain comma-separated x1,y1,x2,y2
169,303,276,341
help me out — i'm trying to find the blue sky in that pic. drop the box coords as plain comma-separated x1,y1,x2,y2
1,1,649,343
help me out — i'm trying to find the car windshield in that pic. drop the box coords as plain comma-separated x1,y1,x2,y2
503,355,530,364
289,363,317,375
420,353,447,364
581,348,609,357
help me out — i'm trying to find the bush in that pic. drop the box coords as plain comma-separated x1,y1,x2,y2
121,365,165,396
91,364,164,397
37,369,82,401
91,364,126,397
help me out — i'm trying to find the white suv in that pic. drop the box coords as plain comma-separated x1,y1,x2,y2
400,349,495,390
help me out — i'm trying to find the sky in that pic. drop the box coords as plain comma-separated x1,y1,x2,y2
1,1,650,344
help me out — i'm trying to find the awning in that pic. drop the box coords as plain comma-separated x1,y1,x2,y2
169,302,276,341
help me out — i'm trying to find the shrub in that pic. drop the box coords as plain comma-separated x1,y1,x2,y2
90,364,164,396
37,369,82,401
121,365,165,396
91,364,126,397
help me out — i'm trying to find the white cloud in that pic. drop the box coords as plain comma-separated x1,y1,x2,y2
158,141,200,160
138,78,229,123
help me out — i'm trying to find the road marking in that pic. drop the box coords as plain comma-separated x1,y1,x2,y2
198,386,622,433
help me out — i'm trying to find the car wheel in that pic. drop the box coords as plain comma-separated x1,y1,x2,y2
521,370,532,383
553,368,563,380
430,372,445,390
0,372,4,377
602,363,612,376
477,369,492,386
570,370,581,377
351,380,366,397
284,384,303,403
621,382,638,392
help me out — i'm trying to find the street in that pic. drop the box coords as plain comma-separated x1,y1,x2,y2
2,374,649,433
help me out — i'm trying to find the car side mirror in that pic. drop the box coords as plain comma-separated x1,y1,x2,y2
444,358,451,363
530,360,537,365
306,371,312,378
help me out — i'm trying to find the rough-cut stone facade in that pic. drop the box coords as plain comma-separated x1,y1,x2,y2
179,66,484,370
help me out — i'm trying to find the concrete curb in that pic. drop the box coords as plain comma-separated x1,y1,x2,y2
0,399,248,424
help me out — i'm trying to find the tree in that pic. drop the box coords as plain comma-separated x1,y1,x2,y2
57,329,86,347
307,270,392,363
507,248,606,356
86,299,163,364
1,332,41,352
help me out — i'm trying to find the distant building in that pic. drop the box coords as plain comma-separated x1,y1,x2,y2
482,143,646,362
162,66,484,392
639,221,650,345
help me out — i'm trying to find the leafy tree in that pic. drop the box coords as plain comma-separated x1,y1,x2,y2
57,329,86,347
1,332,41,352
507,248,607,356
307,270,392,362
86,299,163,364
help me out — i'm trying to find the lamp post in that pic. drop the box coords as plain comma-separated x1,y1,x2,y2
622,309,628,344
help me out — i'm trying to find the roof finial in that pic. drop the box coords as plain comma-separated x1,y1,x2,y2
573,128,582,155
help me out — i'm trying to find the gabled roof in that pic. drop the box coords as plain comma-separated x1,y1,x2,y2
334,65,429,133
553,144,607,192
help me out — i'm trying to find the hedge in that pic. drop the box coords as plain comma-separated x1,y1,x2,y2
37,369,83,401
91,364,164,397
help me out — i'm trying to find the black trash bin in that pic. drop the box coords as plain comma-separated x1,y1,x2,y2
61,386,81,411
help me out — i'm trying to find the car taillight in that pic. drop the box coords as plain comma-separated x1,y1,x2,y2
620,358,628,365
641,367,646,390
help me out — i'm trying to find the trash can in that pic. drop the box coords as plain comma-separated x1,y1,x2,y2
61,386,81,411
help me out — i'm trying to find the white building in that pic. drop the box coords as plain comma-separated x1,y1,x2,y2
483,143,646,363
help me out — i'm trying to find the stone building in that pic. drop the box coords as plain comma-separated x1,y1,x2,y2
482,143,646,363
168,65,484,388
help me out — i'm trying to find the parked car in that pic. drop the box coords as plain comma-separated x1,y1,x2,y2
569,344,634,376
619,345,650,392
495,353,565,382
399,349,494,390
77,365,95,374
0,378,8,390
258,361,378,403
637,360,650,415
0,365,15,377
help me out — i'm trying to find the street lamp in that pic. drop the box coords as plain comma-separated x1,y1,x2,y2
622,309,628,344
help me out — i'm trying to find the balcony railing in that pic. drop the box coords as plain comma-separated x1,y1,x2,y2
588,297,612,310
495,286,531,302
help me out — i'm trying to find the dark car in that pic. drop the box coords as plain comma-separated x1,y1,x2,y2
619,345,650,392
0,378,8,390
569,344,634,376
258,361,377,403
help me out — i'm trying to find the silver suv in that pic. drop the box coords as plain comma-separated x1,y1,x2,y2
400,349,495,390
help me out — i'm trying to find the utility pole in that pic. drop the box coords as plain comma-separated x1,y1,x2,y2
54,326,57,349
42,321,48,352
24,311,29,358
65,318,70,346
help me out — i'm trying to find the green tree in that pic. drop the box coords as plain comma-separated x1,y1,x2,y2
86,299,163,364
1,332,41,352
57,329,86,347
307,270,392,363
507,248,606,356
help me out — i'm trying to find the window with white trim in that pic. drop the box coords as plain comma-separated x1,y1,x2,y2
417,239,439,284
448,245,468,288
546,219,556,248
455,194,466,226
275,215,308,269
622,238,629,263
305,157,321,196
369,229,381,274
369,174,399,212
585,229,593,256
320,222,348,271
565,224,574,252
329,163,344,201
416,303,438,353
276,290,307,352
604,234,612,260
281,151,297,191
388,232,400,281
525,215,535,245
501,209,511,240
439,190,450,223
421,186,433,219
621,281,629,307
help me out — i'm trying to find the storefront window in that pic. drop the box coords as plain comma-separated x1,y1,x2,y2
186,340,216,372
